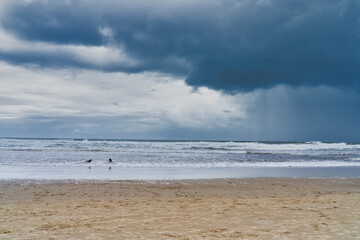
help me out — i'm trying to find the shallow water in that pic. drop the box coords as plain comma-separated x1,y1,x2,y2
1,165,360,180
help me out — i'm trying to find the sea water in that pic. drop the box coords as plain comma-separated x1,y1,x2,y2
0,138,360,180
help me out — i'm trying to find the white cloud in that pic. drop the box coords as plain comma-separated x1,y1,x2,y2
99,26,114,38
0,61,248,129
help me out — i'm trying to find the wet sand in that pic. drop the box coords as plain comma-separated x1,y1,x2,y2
1,178,360,239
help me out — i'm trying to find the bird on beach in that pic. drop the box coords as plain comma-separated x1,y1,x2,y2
108,158,112,163
84,159,92,163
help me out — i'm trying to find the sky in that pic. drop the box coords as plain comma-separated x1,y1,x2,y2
0,0,359,141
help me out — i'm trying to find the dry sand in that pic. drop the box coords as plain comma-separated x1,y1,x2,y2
1,178,360,239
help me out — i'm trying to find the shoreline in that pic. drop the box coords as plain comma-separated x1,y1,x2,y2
1,166,360,180
1,178,360,239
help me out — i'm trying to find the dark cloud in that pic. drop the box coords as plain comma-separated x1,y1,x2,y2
1,0,359,91
244,86,360,141
2,1,102,45
0,51,91,70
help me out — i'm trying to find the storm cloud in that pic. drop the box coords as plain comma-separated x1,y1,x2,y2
1,0,359,92
0,0,359,141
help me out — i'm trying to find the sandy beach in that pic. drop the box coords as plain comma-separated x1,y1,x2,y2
1,178,360,239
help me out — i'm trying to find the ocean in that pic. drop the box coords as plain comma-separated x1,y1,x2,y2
1,138,360,180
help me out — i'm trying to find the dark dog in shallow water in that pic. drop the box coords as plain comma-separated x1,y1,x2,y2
84,159,92,163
